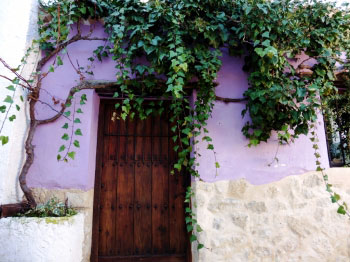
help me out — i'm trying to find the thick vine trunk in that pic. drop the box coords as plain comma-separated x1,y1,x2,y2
18,81,116,207
19,99,38,207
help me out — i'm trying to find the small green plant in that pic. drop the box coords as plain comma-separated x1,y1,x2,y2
18,197,77,217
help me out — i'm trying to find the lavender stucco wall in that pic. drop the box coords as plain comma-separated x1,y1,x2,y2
195,49,329,184
27,25,329,190
28,24,114,190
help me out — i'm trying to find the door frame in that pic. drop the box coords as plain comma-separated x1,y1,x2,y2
90,99,192,262
91,99,107,262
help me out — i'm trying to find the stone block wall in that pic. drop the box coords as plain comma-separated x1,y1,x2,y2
192,168,350,262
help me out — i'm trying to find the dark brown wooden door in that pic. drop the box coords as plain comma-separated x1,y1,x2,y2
92,100,190,262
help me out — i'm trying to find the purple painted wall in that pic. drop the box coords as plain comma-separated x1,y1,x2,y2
196,49,329,184
27,25,329,190
28,24,114,190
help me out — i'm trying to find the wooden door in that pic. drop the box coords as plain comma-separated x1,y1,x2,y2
92,100,190,262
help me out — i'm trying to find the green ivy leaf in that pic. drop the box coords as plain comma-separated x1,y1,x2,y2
261,39,270,47
57,56,63,66
151,36,162,46
9,115,16,122
202,136,212,142
196,224,203,232
75,129,83,136
6,85,15,91
207,144,214,150
0,105,6,113
74,118,81,124
62,123,69,129
68,151,76,160
0,136,9,145
326,184,333,192
186,224,193,232
254,47,265,57
253,130,262,137
249,139,259,147
61,133,69,141
73,140,80,148
331,193,341,203
58,145,66,152
121,113,127,120
197,243,204,250
337,205,346,215
3,96,13,104
76,108,83,113
262,31,269,38
79,6,86,14
80,94,87,105
174,163,181,171
189,234,197,243
245,5,252,15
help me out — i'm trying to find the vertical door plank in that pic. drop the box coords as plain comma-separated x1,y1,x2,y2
152,162,170,254
152,113,170,254
134,118,152,255
169,170,187,254
116,119,135,256
115,166,134,256
99,104,118,256
98,155,117,256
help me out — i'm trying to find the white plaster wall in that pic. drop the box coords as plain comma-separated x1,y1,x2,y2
0,0,39,204
0,213,85,262
192,168,350,262
32,188,95,262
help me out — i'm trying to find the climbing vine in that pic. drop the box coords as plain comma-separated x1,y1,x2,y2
1,0,350,248
323,78,350,166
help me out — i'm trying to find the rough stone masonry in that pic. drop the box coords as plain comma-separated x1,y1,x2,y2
192,168,350,262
